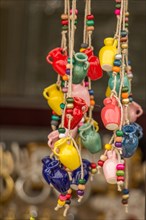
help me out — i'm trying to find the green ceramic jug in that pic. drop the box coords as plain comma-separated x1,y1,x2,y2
79,123,102,154
108,73,130,94
72,52,89,84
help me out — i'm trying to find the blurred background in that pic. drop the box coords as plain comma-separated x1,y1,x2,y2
0,0,145,220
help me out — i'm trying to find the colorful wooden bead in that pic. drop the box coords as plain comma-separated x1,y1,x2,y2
112,66,120,72
62,75,69,81
123,188,129,194
115,142,122,148
115,136,122,142
51,120,58,126
86,20,94,26
58,127,66,133
66,109,73,114
125,12,129,16
66,97,74,103
58,199,66,206
66,68,70,74
52,115,60,121
91,168,97,174
114,60,121,66
62,87,68,93
86,14,94,20
61,14,68,20
90,163,96,169
90,100,95,106
117,176,125,181
121,199,128,205
66,103,74,109
114,9,120,15
120,37,128,42
86,26,94,31
78,179,86,185
66,193,71,200
122,98,129,104
122,86,129,93
61,20,68,25
100,155,107,161
62,25,68,30
59,194,67,201
78,184,86,190
121,30,127,37
88,89,94,95
115,54,122,60
116,170,125,176
121,92,129,99
121,43,128,49
70,9,78,15
116,130,123,136
77,190,84,196
105,144,112,150
60,103,65,109
116,4,121,9
116,164,125,170
122,194,129,199
97,160,104,167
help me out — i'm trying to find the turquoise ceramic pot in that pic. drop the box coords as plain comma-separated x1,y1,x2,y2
79,123,102,154
72,52,89,84
108,73,130,94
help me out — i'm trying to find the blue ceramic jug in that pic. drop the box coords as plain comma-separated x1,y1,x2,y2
122,124,139,158
71,159,91,190
42,157,70,193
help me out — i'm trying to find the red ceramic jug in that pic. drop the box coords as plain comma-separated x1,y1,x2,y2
46,47,67,76
83,48,103,80
101,97,121,130
64,97,88,129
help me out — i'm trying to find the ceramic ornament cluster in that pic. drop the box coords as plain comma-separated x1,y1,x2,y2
41,0,143,217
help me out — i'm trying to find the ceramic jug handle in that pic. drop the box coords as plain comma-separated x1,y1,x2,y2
84,61,89,71
53,146,60,157
43,89,49,100
82,105,88,114
46,54,53,65
136,107,143,117
79,132,86,141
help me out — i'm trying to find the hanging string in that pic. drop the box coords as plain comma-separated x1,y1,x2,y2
117,0,124,54
68,0,76,98
83,0,88,43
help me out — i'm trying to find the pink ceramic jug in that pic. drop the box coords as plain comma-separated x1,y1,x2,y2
103,150,118,184
101,97,121,130
72,84,90,106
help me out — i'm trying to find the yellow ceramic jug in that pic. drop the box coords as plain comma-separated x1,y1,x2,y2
43,84,64,116
105,86,111,97
99,38,118,72
53,137,81,171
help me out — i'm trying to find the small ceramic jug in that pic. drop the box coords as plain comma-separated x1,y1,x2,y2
46,47,67,76
48,130,59,149
99,38,118,72
101,97,121,130
122,124,139,158
53,137,81,171
79,123,102,154
47,127,78,149
71,159,91,190
128,101,143,123
108,73,130,94
43,84,64,115
72,84,90,106
103,150,118,184
42,158,70,193
83,48,103,80
64,97,88,129
72,52,89,84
